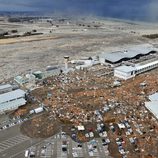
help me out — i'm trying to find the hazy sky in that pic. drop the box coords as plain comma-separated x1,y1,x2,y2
0,0,157,21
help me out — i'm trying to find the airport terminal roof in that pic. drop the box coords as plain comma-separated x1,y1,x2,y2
0,89,25,104
99,44,157,63
145,101,158,119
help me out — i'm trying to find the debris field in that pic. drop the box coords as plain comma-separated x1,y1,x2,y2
20,65,158,158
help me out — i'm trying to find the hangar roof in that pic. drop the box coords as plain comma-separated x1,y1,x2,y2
0,98,26,112
0,89,25,104
99,44,157,63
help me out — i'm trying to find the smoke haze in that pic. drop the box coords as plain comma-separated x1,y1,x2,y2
0,0,158,22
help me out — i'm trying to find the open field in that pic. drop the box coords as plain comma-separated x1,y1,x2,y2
1,16,158,158
0,17,158,81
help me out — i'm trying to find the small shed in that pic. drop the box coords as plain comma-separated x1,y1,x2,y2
33,71,43,79
14,76,28,85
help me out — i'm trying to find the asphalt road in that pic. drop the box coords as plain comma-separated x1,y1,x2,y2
0,124,42,158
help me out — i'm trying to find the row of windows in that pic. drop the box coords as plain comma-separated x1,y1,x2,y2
136,62,158,74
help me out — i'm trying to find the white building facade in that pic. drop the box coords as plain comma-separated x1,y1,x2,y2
114,60,158,80
114,65,136,80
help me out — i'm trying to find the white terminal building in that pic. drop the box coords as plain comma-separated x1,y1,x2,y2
114,59,158,80
0,87,26,114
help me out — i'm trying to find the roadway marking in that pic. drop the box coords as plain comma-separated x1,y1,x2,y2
36,145,40,157
0,134,29,153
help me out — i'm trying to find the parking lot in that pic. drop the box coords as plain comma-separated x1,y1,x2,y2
0,134,29,153
0,122,42,158
16,132,113,158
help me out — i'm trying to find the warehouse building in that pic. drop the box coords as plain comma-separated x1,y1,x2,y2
0,84,12,94
99,44,157,64
145,101,158,120
114,59,158,80
0,89,26,113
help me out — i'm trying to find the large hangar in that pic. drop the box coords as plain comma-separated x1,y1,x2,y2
99,44,157,64
0,89,26,113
